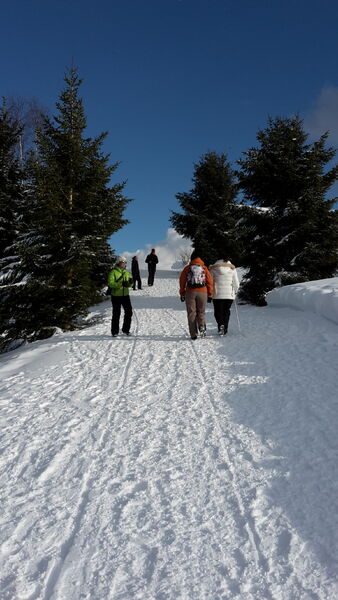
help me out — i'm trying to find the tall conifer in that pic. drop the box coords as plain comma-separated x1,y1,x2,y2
0,102,24,262
0,103,25,351
171,151,243,265
2,68,129,345
237,116,338,304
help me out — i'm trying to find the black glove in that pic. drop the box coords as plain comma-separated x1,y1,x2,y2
180,295,185,302
207,297,212,303
122,281,130,288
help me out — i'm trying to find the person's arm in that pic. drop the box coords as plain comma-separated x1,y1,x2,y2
209,267,215,296
108,270,118,290
179,266,188,296
122,270,133,287
232,269,240,294
205,268,213,297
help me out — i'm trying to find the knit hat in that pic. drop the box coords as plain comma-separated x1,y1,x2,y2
116,255,127,264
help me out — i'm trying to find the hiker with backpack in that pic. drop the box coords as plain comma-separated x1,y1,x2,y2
209,258,239,335
107,256,133,337
145,248,159,286
179,251,213,340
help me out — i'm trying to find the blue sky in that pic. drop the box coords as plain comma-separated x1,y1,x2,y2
2,0,338,258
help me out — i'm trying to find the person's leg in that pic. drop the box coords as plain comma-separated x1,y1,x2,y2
132,275,137,290
185,292,198,338
137,274,142,289
213,299,223,330
111,297,122,335
148,265,155,285
195,292,207,333
121,296,133,334
223,299,233,333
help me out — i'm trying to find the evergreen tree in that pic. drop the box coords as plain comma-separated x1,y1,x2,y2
2,68,129,346
0,102,24,263
7,96,47,160
0,102,26,352
171,151,243,265
237,116,338,305
91,241,115,290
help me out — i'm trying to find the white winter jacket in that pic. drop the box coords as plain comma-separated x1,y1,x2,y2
209,260,239,300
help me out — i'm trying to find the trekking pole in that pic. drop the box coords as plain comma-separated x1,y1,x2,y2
234,298,241,333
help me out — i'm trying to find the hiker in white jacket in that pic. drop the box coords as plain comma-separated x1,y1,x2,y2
209,259,239,335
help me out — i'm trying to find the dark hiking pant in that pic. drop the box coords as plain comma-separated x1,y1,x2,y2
213,299,233,332
147,265,156,286
132,274,142,290
111,296,133,335
185,291,207,337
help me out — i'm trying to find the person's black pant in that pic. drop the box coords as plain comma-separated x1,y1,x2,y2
111,296,133,335
132,274,142,289
148,265,156,285
213,299,233,332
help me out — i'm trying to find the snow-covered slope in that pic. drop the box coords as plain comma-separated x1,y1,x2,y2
1,273,337,599
267,277,338,325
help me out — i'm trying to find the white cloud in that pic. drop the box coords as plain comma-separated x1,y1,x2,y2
122,228,193,270
305,86,338,143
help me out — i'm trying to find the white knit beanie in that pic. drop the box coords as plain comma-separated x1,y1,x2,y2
116,256,127,264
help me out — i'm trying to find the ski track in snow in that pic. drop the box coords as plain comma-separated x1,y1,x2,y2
0,275,338,599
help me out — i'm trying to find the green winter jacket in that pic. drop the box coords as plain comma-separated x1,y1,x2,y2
108,266,133,297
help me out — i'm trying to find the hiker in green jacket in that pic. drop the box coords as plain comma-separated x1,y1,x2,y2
108,256,133,337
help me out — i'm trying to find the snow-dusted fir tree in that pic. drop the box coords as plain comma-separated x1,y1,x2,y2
6,96,47,160
0,103,26,352
0,102,24,263
171,151,243,265
237,116,338,305
3,68,129,345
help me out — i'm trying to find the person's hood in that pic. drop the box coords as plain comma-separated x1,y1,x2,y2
190,257,205,266
210,260,233,269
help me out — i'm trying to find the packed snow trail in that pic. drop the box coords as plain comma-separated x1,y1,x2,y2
1,273,338,599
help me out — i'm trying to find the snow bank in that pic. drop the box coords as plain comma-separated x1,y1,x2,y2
267,277,338,325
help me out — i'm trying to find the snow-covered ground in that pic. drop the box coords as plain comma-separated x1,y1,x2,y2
267,277,338,325
1,272,338,600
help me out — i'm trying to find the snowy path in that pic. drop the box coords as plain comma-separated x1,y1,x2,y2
1,274,338,599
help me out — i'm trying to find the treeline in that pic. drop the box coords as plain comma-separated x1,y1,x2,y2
0,68,129,352
1,69,338,353
171,117,338,305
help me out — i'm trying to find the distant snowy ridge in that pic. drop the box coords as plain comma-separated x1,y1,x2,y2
267,277,338,325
